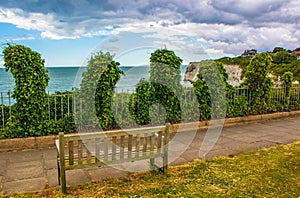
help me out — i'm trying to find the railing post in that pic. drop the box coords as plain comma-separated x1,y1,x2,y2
54,94,57,121
61,95,64,119
47,91,50,120
1,92,4,129
8,91,11,118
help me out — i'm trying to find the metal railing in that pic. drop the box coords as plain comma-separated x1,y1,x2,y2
1,86,300,130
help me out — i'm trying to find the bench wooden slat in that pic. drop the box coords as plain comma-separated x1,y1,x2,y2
157,131,162,153
104,139,108,162
69,141,74,165
150,133,154,153
63,125,165,141
87,140,92,164
128,135,133,159
95,138,100,163
112,136,117,161
78,140,83,165
135,135,140,158
120,136,124,160
143,135,147,155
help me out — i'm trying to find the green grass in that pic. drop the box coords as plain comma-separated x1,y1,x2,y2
6,142,300,197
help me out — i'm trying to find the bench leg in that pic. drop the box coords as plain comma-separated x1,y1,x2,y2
150,158,155,171
162,156,168,174
60,164,67,194
59,133,67,194
57,160,61,185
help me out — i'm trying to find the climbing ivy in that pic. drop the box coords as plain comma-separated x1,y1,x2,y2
3,44,49,137
149,49,183,123
192,60,229,120
130,49,183,124
281,71,293,110
95,61,124,130
74,51,114,130
242,53,274,114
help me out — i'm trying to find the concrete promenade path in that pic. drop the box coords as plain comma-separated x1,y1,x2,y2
0,116,299,195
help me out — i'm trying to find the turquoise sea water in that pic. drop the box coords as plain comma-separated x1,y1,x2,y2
0,66,190,94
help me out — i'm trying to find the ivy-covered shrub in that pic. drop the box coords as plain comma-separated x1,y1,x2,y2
95,61,124,130
149,49,183,123
129,79,153,125
129,49,183,125
281,71,293,110
3,44,49,137
242,53,274,114
192,60,230,120
74,51,114,130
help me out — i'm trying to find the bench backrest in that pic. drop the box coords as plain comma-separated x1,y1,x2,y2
57,124,170,169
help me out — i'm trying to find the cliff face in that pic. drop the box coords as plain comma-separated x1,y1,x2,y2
184,62,244,86
224,65,244,86
184,62,299,88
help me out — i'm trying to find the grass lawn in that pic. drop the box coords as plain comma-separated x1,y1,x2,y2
7,142,300,197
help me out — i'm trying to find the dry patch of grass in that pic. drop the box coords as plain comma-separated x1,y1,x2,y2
7,142,300,197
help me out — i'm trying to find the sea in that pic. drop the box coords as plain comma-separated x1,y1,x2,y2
0,65,191,94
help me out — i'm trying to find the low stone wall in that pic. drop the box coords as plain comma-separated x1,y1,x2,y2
0,135,58,152
1,110,300,152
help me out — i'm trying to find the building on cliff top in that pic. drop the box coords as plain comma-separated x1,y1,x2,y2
241,49,257,58
292,51,300,59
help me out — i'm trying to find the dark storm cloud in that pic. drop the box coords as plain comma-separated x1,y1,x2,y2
210,0,286,18
1,0,300,55
1,0,297,27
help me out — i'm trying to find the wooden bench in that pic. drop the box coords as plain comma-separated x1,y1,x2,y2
56,124,170,193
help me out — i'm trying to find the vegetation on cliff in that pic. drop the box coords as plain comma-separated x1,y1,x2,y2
217,46,300,81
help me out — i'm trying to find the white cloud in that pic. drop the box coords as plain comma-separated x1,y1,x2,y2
0,7,68,39
11,36,35,41
0,7,54,31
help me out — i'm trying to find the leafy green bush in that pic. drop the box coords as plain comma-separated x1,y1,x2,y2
3,44,49,137
75,51,114,128
242,53,274,114
192,61,230,120
129,49,183,125
1,45,75,138
95,61,124,130
129,79,153,125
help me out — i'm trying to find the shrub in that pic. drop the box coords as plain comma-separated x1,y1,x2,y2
192,61,230,120
95,61,124,130
3,44,49,137
129,49,183,125
74,51,115,130
242,53,274,114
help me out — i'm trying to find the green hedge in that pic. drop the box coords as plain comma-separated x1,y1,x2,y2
2,45,300,138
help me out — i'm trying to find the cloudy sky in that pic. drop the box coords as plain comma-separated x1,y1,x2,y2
0,0,300,66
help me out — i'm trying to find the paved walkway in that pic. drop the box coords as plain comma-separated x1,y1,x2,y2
0,116,299,195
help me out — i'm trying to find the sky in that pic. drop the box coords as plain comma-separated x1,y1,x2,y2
0,0,300,66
